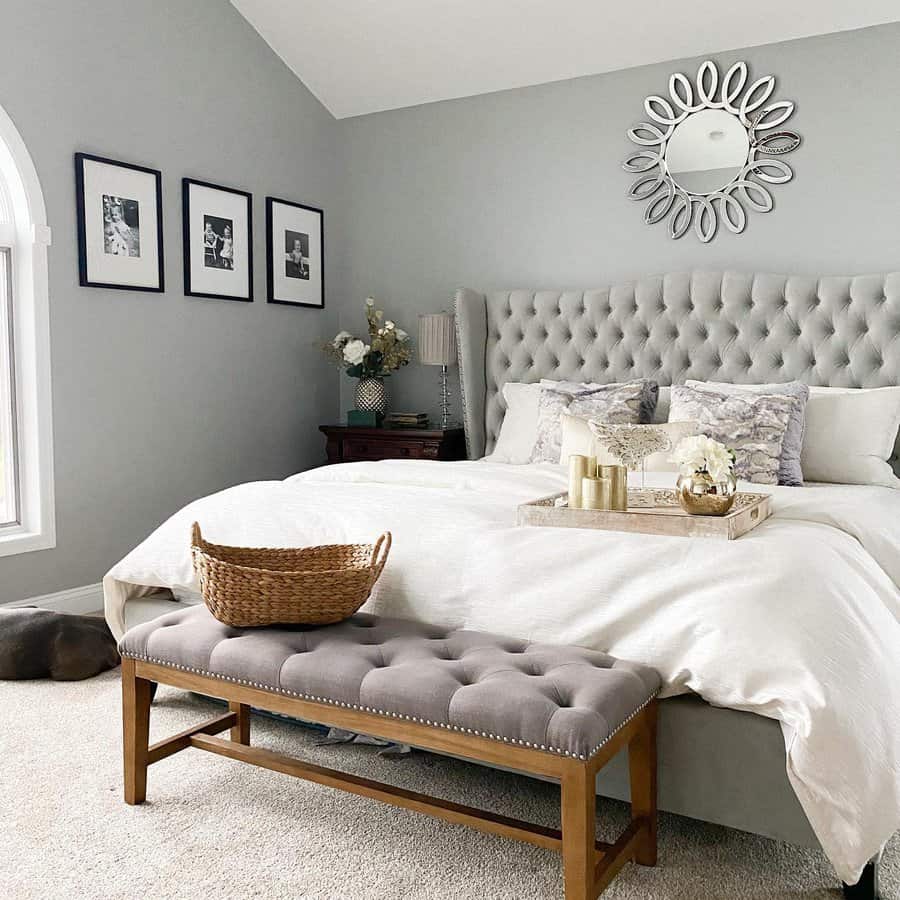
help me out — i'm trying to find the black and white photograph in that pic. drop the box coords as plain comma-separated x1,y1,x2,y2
266,196,323,308
203,215,234,269
284,229,309,279
183,178,252,301
75,153,163,291
102,195,140,257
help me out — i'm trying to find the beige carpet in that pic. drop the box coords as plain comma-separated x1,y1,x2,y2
1,672,896,900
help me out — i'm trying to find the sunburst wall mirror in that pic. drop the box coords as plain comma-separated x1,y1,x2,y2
623,60,800,242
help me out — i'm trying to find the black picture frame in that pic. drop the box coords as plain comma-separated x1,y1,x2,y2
182,178,253,302
74,152,164,292
266,196,324,309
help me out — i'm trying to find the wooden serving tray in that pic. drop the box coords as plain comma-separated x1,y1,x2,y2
517,489,772,540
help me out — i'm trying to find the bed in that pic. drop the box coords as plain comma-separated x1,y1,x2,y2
104,269,900,894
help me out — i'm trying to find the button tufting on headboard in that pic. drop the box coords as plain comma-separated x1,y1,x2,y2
455,270,900,460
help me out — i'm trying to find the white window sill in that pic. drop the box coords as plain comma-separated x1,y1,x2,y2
0,524,55,557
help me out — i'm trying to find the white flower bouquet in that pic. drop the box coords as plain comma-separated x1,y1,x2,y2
321,298,412,378
671,434,736,482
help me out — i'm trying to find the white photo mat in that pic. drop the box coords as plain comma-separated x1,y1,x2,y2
183,180,252,301
266,197,324,308
76,154,162,291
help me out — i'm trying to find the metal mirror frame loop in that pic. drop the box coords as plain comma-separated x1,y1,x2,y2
623,59,801,242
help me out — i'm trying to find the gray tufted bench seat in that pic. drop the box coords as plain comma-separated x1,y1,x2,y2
120,605,660,900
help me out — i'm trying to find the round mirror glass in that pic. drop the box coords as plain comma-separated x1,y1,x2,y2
664,109,749,194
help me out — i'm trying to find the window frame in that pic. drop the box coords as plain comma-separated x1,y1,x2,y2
0,247,19,526
0,103,54,557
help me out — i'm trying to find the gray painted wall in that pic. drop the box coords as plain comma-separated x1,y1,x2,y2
0,0,343,603
338,23,900,420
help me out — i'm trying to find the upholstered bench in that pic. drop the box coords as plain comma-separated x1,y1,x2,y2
119,605,660,900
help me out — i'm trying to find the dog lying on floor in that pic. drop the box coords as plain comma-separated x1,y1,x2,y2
0,608,120,680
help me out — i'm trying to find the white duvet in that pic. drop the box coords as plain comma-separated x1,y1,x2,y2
104,459,900,883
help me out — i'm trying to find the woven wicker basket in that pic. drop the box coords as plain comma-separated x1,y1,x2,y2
191,523,392,628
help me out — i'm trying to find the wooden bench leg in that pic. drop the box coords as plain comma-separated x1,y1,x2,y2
229,701,251,745
122,657,153,805
561,764,596,900
628,702,658,866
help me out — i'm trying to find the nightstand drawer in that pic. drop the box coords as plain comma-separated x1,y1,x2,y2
320,425,466,464
344,438,425,460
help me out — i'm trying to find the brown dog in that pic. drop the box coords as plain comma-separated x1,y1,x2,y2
0,608,120,680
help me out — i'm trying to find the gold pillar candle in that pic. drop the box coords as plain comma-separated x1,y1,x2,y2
598,464,628,511
568,454,589,509
582,475,611,510
585,455,597,477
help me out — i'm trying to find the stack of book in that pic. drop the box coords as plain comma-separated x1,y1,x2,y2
385,412,429,429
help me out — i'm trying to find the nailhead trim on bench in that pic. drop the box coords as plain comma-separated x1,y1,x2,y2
121,651,659,761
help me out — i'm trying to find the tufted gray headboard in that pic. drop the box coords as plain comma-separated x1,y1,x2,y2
455,270,900,460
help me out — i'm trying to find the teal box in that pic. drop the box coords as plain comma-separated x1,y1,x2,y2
347,409,381,427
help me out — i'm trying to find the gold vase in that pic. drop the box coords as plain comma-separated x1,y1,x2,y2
676,471,737,517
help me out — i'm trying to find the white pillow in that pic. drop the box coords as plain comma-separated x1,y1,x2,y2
487,382,542,463
802,386,900,487
560,415,697,474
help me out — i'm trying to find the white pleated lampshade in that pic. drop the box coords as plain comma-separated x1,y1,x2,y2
417,313,457,366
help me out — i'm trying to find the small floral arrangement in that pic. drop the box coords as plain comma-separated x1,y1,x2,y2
671,435,736,482
322,298,412,378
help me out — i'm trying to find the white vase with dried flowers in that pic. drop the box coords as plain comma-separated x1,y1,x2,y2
322,298,412,415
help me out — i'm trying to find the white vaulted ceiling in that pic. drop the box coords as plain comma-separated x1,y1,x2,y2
230,0,900,119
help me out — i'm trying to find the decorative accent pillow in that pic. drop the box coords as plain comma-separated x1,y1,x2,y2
539,378,660,420
488,382,542,463
685,380,810,486
802,386,900,488
530,380,659,464
668,385,799,485
560,416,698,474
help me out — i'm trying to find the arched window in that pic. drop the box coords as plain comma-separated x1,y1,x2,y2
0,103,54,556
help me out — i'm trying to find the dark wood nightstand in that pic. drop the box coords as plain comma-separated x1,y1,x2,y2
319,425,467,464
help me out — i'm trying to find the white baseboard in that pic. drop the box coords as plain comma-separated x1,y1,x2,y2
2,583,104,614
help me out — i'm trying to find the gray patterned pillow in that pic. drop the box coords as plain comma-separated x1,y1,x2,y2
531,380,658,464
685,380,810,486
669,385,799,485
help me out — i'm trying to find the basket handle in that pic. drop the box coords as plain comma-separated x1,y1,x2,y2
191,521,203,548
369,531,392,584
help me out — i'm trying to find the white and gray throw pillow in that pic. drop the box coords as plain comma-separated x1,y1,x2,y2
685,380,810,486
668,385,799,485
531,380,658,464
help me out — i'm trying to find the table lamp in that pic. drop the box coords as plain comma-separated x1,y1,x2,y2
417,313,457,429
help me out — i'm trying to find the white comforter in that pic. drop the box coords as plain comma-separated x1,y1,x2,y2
103,460,900,883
